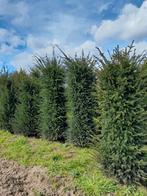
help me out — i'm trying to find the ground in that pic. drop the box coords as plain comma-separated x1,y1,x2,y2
0,158,83,196
0,130,146,196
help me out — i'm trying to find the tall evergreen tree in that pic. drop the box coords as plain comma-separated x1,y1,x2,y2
0,67,17,131
36,56,67,141
96,45,147,184
66,54,97,147
140,61,147,149
0,67,9,130
140,60,147,111
12,74,39,136
6,75,17,132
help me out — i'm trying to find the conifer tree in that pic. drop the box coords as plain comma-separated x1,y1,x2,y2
66,54,97,147
0,67,9,130
96,44,147,184
12,74,39,136
6,75,17,132
140,60,147,111
0,67,17,131
140,61,147,148
36,56,67,141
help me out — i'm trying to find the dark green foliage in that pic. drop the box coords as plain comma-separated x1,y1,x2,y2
66,54,97,147
12,74,40,136
140,61,147,151
136,59,147,184
36,56,67,141
6,76,17,132
11,70,28,97
0,67,16,131
96,45,147,185
0,67,9,130
140,61,147,109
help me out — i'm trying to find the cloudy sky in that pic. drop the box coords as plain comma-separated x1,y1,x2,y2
0,0,146,71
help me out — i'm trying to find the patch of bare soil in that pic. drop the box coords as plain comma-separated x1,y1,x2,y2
0,159,84,196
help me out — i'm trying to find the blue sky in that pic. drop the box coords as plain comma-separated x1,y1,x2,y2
0,0,146,71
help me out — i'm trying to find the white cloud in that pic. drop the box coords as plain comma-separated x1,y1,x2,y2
11,51,34,71
11,50,50,71
97,2,111,13
0,0,29,26
46,13,89,44
26,35,60,51
11,39,96,70
134,41,147,54
12,1,29,26
0,28,25,54
27,35,50,50
0,0,95,70
66,40,96,56
0,44,13,54
11,35,61,70
91,1,147,42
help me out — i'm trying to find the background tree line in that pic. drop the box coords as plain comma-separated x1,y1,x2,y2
0,44,146,186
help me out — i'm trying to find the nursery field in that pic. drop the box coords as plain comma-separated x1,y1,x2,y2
0,130,146,196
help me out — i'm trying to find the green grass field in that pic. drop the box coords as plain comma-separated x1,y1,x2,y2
0,130,146,196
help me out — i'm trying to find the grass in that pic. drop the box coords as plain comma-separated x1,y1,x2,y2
0,130,146,196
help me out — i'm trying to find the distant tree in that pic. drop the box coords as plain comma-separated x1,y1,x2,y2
65,54,97,147
96,44,147,185
36,56,67,141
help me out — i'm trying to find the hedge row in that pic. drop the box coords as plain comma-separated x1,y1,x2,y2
0,44,146,185
0,54,97,147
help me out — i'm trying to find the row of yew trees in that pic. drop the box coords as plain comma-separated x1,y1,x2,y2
0,44,147,185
